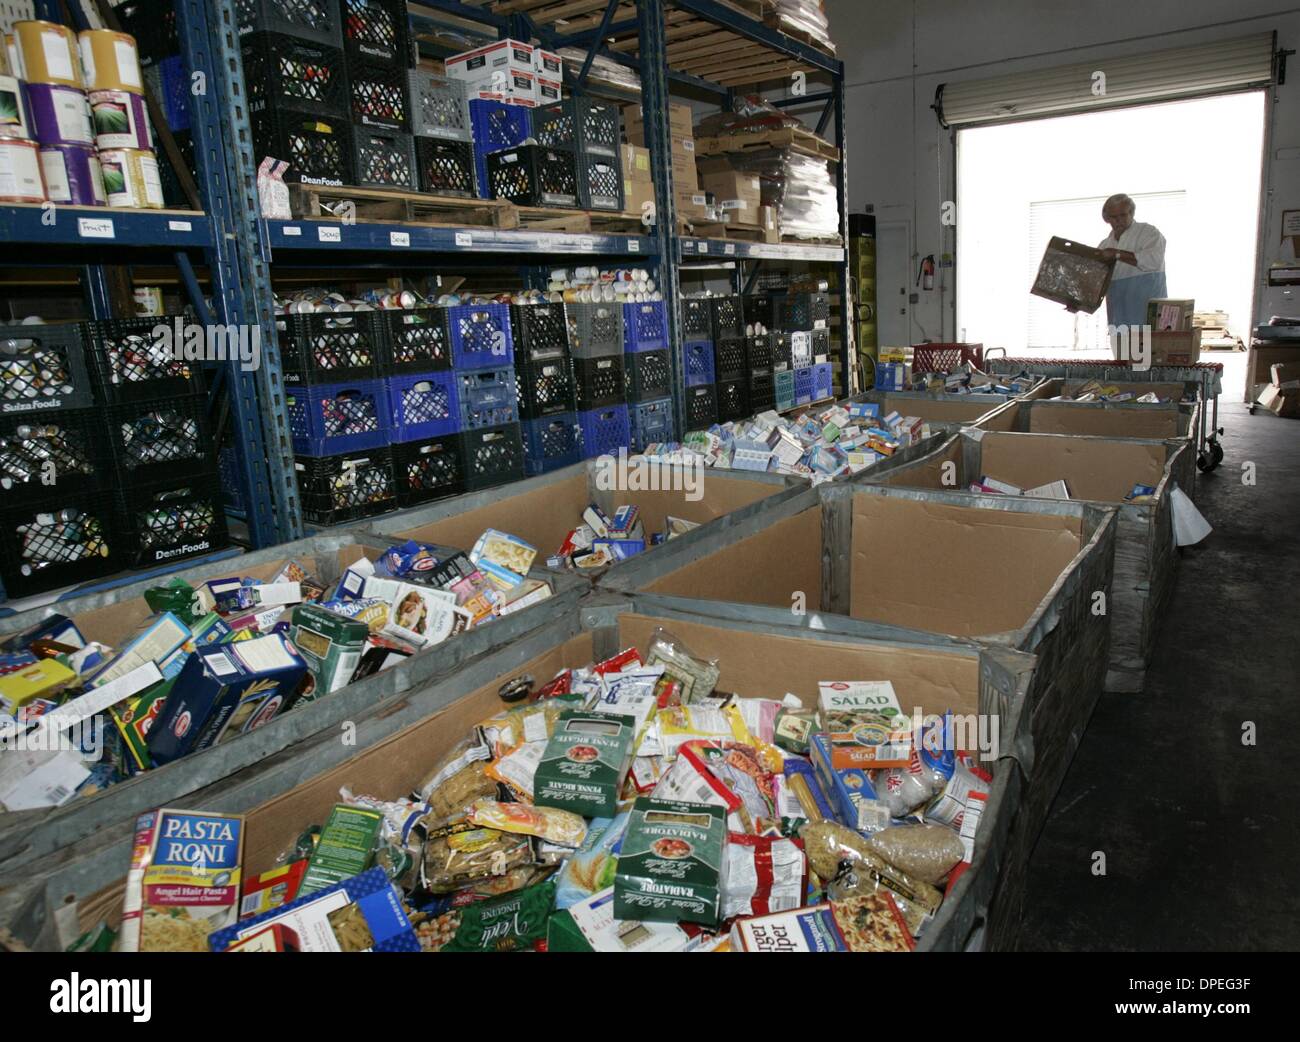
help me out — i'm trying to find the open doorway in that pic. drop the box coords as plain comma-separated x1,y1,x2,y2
955,92,1266,363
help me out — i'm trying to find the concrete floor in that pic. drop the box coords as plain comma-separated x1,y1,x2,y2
1018,354,1300,950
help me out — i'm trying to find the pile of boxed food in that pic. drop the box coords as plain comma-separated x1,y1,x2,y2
0,538,553,810
86,635,988,953
635,402,930,482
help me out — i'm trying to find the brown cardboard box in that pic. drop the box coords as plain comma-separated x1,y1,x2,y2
624,179,655,218
1257,383,1300,417
674,186,714,223
624,102,693,144
1270,362,1300,392
700,169,761,226
620,144,651,183
1149,329,1201,366
672,146,698,191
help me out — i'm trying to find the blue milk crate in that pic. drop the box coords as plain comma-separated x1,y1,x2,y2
521,413,581,475
629,398,674,452
775,368,796,411
387,371,459,443
794,366,814,406
448,302,514,369
811,362,834,402
578,405,630,460
622,301,668,352
469,99,531,199
455,366,519,429
287,380,390,456
684,340,715,388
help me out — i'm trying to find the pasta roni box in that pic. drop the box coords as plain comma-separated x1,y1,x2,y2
614,797,727,926
534,710,636,818
119,808,245,952
146,634,309,766
817,680,911,769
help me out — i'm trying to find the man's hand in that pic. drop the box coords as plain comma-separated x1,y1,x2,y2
1099,248,1119,261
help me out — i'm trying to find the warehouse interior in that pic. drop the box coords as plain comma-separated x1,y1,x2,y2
0,0,1295,961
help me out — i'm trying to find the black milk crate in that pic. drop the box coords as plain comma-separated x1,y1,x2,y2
577,153,624,212
625,348,671,402
416,138,476,196
341,0,412,67
717,376,749,422
0,493,121,599
486,145,578,208
0,321,95,413
681,298,712,340
114,472,229,571
577,405,629,460
116,1,180,63
745,332,774,372
567,302,623,359
85,317,204,404
296,448,399,523
521,413,581,476
509,303,569,361
455,367,518,430
0,408,110,506
744,292,780,331
516,355,576,421
106,393,214,487
347,58,410,131
408,69,471,141
461,423,525,492
748,368,776,412
236,0,343,47
353,127,418,190
710,294,744,340
277,310,382,384
378,308,452,373
242,31,347,119
771,331,793,371
531,95,621,158
629,397,674,452
573,354,626,409
811,327,831,361
685,383,717,430
391,435,461,506
714,337,746,381
251,108,352,187
780,291,831,331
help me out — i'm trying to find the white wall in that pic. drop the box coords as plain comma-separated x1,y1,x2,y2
829,0,1300,344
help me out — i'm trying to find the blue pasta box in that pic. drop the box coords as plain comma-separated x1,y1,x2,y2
808,732,891,835
0,613,85,654
594,538,645,560
875,362,911,391
85,613,192,690
848,402,880,422
208,866,419,952
147,634,309,766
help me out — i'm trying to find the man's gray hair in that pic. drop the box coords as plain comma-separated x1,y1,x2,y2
1103,193,1135,214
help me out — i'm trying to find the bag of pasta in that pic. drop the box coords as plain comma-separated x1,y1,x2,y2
420,820,538,893
646,627,721,704
417,731,498,820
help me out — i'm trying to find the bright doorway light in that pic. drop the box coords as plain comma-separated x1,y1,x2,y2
956,92,1266,354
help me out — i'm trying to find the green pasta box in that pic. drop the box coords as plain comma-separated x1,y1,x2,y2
613,797,727,927
290,604,370,698
534,710,636,819
298,803,384,897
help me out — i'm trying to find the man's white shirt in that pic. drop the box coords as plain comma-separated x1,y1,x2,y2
1098,221,1165,281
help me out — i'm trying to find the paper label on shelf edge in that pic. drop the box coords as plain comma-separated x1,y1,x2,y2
698,242,708,253
579,236,594,251
390,231,411,247
318,226,342,243
77,217,115,239
725,243,736,255
168,220,192,232
628,240,639,252
455,231,472,246
282,225,302,237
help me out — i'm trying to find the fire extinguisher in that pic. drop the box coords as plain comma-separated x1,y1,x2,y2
917,255,935,291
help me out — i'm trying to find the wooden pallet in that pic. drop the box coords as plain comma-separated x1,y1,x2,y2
288,184,516,227
696,127,841,162
762,14,837,58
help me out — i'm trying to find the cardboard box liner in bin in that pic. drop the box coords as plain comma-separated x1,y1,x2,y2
978,396,1199,451
1040,378,1196,406
359,458,802,577
0,532,587,872
865,428,1193,697
1,605,1036,953
1030,236,1115,314
600,481,1117,946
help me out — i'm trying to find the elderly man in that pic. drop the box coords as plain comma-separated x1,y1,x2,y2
1097,193,1166,332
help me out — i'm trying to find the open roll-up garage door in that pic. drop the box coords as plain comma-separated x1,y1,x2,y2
935,32,1277,127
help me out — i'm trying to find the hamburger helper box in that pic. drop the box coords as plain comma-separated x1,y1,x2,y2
146,634,308,766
